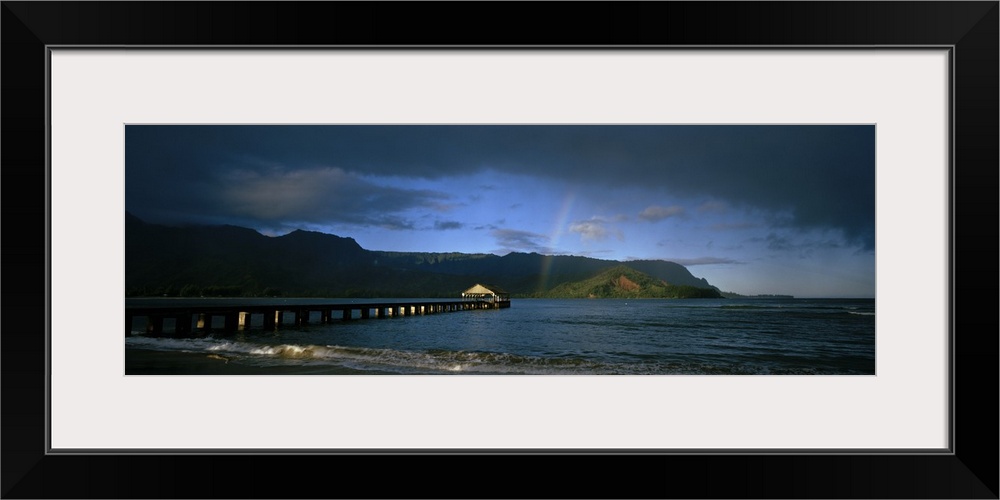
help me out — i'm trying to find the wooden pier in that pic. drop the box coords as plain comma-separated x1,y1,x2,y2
125,298,510,337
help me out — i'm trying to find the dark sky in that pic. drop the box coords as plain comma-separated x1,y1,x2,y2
126,125,876,297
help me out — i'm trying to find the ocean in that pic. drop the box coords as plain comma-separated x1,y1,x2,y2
125,297,875,375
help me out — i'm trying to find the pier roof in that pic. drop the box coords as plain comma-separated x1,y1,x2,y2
462,284,508,296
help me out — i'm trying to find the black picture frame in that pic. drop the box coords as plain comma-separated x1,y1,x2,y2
3,2,996,498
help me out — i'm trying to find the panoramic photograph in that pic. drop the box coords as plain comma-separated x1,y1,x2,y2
124,125,876,375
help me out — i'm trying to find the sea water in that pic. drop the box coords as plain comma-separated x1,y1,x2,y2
125,298,875,375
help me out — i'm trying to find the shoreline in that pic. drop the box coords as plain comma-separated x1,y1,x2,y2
124,348,394,375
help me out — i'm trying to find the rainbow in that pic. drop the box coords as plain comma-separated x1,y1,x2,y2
537,189,576,291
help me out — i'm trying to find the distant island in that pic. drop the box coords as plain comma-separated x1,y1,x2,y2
125,212,738,299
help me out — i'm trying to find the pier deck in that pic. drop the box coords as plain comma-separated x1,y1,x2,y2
125,299,510,337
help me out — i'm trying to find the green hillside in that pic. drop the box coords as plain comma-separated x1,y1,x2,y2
539,265,723,299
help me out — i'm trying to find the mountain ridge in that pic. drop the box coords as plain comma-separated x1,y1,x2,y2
125,212,724,298
540,265,723,299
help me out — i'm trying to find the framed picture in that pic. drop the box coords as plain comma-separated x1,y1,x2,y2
4,2,996,498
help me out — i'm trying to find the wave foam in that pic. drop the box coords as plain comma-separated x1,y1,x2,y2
125,338,852,375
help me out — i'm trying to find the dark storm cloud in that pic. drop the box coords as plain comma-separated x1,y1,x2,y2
126,125,874,249
765,234,796,252
762,233,842,258
126,127,452,230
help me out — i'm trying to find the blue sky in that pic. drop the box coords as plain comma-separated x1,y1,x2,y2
125,125,875,298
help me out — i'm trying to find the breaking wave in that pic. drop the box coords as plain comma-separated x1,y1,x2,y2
125,336,854,375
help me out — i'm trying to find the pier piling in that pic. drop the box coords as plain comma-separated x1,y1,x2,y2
126,298,509,338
